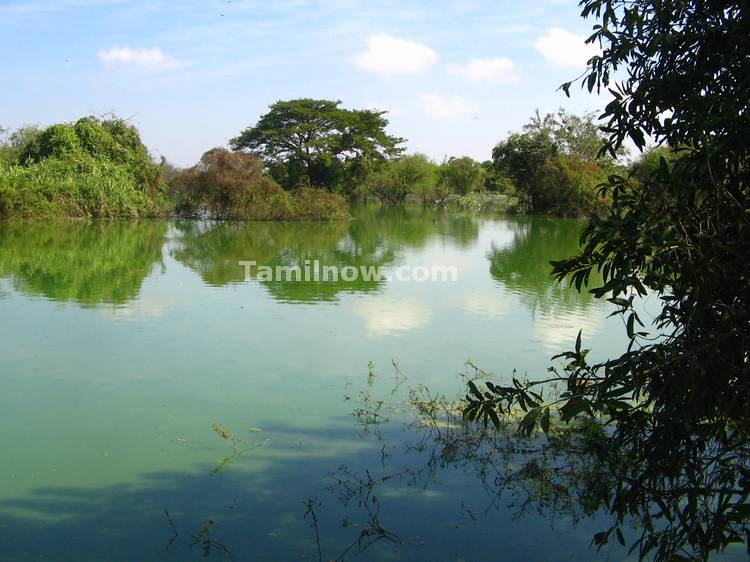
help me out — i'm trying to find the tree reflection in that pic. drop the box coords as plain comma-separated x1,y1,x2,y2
0,221,166,306
172,206,480,303
487,218,602,315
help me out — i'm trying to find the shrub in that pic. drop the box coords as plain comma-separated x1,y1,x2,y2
169,148,348,220
368,167,409,205
367,153,441,205
0,157,168,220
535,154,610,216
0,117,167,220
438,156,485,196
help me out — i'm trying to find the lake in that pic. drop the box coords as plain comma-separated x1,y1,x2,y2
0,206,716,561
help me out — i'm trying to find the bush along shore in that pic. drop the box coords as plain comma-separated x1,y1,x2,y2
1,105,667,221
0,116,349,221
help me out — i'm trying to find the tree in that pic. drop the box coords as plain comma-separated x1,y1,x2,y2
0,124,41,165
629,145,675,185
491,121,558,210
466,1,750,560
230,99,404,194
383,153,439,205
536,109,608,163
368,166,409,205
481,160,516,193
0,126,9,165
438,156,485,196
492,110,618,215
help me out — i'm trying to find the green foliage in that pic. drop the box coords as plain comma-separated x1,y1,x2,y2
492,109,620,216
368,153,440,205
0,124,42,165
481,160,516,194
19,124,81,162
368,154,490,206
492,125,557,209
469,1,750,560
0,117,166,219
230,98,404,195
0,157,167,219
629,145,677,185
536,153,610,216
438,156,485,196
22,117,161,190
169,148,348,220
391,153,438,204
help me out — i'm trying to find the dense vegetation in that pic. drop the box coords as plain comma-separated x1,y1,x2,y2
0,117,168,219
0,118,348,221
465,1,750,560
488,109,626,216
230,98,404,196
2,102,657,222
169,148,348,220
226,98,666,216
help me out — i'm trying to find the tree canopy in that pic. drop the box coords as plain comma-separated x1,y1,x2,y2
439,156,485,196
230,98,404,194
491,109,617,215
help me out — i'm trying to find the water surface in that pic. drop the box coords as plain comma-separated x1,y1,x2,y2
0,207,691,561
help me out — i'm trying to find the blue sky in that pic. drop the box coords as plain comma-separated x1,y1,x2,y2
0,0,606,167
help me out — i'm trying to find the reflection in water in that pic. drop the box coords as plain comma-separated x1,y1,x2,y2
163,368,633,561
172,206,481,303
0,209,672,561
0,221,166,306
320,373,606,559
0,207,481,307
487,218,603,316
170,219,375,302
353,296,432,337
461,292,511,317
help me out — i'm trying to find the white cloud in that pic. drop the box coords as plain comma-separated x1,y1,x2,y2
420,94,478,118
447,57,520,84
353,34,437,75
98,46,188,70
533,27,599,68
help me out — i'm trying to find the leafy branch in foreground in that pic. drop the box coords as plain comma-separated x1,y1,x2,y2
467,1,750,560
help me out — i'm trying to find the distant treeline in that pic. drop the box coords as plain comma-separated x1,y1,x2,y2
0,99,669,220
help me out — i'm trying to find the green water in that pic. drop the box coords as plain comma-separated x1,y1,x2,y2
0,207,687,561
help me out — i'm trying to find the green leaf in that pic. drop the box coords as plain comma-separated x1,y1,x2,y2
540,406,550,434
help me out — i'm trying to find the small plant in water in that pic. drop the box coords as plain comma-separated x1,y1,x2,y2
210,422,269,475
163,510,233,560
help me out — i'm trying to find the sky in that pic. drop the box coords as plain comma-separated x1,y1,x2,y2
0,0,607,167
